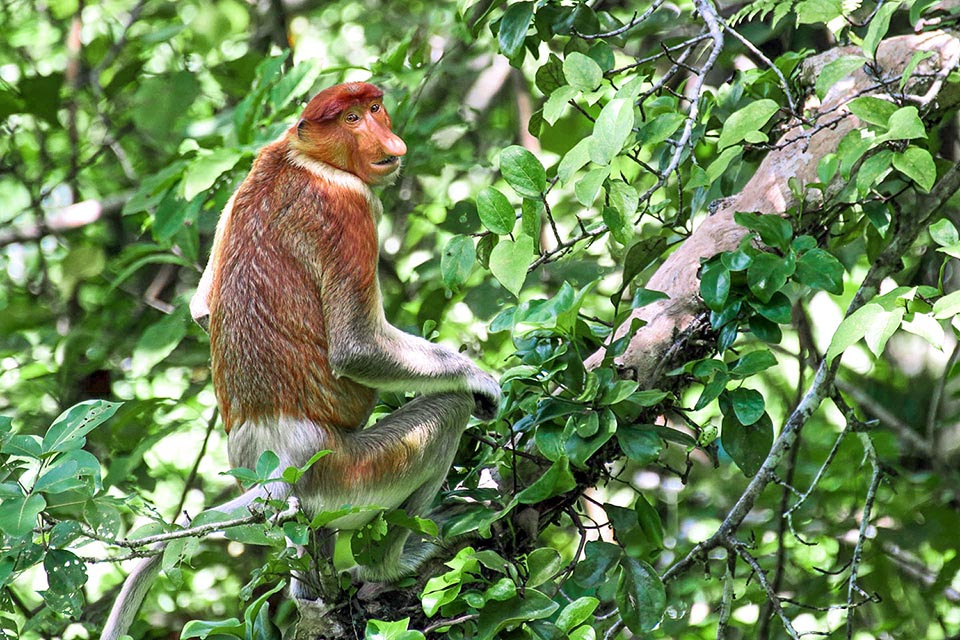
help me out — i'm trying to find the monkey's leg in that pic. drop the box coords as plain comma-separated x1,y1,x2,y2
305,391,474,584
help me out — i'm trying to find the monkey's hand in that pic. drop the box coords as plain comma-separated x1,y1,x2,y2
467,369,501,421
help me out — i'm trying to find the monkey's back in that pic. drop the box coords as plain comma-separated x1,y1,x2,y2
208,143,378,433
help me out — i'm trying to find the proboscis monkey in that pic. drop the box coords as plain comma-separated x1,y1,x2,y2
100,82,501,639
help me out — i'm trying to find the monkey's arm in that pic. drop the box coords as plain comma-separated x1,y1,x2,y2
321,270,501,418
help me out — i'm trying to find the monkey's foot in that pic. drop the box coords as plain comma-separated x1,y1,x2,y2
356,580,399,601
293,596,348,640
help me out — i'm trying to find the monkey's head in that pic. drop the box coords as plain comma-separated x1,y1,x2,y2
294,82,407,186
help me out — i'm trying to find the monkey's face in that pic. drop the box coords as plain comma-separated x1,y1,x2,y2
342,99,407,185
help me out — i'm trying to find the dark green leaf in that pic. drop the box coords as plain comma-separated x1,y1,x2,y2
725,388,765,425
499,2,535,59
734,212,793,251
477,590,560,640
700,259,730,311
517,457,577,504
526,547,563,587
729,350,778,377
617,425,662,465
747,253,794,303
617,557,666,633
795,248,844,294
721,412,773,477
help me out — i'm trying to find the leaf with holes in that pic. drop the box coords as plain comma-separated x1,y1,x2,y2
42,400,122,454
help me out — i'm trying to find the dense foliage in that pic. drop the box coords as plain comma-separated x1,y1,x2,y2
2,0,960,639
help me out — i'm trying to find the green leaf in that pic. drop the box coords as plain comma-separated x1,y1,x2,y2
591,98,635,165
476,590,560,640
500,146,546,198
880,107,927,142
797,0,845,25
526,547,563,588
34,461,86,495
734,212,793,251
747,253,795,303
617,425,662,466
558,137,592,184
617,557,666,634
726,388,765,425
0,493,45,537
489,235,533,297
575,168,607,206
556,597,600,633
699,260,730,311
637,112,685,146
563,52,603,92
573,541,622,588
181,618,244,638
477,187,516,234
516,457,577,504
856,149,893,195
826,303,904,362
42,550,87,617
608,179,639,220
441,235,476,290
536,54,566,94
256,450,280,480
847,96,899,127
730,350,778,376
893,146,936,192
902,313,945,349
181,148,244,202
544,85,578,125
634,495,664,551
706,146,743,182
20,72,64,125
816,55,865,100
269,61,321,113
795,248,844,294
42,400,122,454
818,153,839,183
721,413,773,477
862,2,898,59
718,99,779,150
864,307,905,356
366,618,426,640
499,2,535,59
930,218,959,246
934,290,960,319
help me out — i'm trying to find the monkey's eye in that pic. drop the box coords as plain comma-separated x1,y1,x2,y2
345,112,361,123
371,103,381,113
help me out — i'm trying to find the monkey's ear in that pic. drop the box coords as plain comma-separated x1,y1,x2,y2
297,119,307,138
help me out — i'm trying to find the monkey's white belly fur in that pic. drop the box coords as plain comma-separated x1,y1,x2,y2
227,416,413,530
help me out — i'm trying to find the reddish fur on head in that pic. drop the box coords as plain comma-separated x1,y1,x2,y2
292,82,407,185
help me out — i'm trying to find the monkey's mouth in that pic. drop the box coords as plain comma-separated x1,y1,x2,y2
373,156,400,167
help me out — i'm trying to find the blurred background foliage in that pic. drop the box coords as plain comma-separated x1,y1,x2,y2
1,0,960,639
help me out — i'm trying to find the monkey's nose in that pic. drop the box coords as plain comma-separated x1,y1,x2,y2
384,134,407,158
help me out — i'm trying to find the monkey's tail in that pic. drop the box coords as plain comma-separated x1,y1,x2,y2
99,553,162,640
